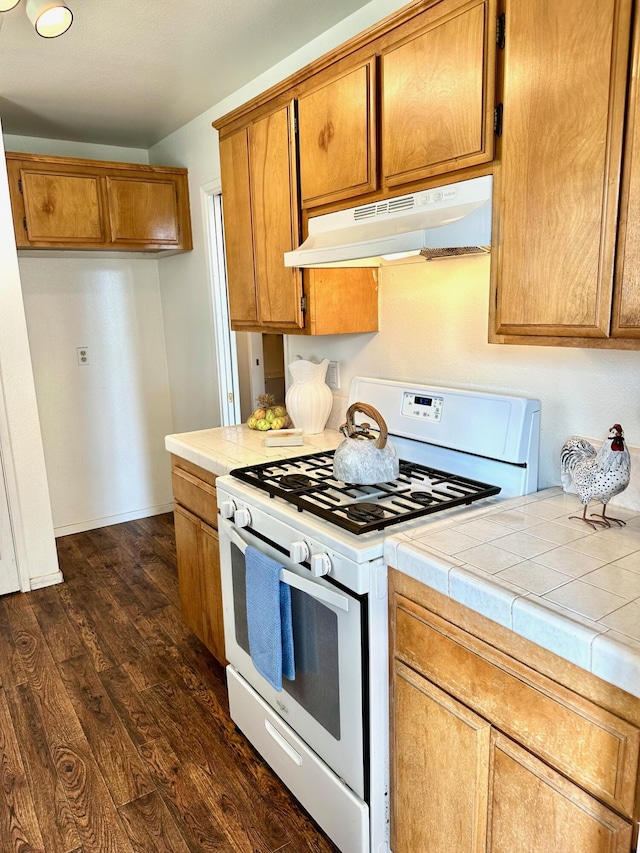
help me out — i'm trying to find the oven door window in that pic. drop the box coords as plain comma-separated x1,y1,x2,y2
231,542,341,738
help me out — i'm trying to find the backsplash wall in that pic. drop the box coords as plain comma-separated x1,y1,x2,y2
287,255,640,501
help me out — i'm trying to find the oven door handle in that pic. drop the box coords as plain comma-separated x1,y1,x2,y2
225,522,350,613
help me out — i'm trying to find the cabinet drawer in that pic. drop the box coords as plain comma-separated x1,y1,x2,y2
395,598,640,817
171,467,218,528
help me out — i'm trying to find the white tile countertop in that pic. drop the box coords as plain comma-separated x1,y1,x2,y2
165,424,342,477
385,487,640,700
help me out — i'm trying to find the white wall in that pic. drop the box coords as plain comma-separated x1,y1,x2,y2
3,135,175,535
20,257,174,534
0,124,60,589
287,256,640,493
4,134,148,164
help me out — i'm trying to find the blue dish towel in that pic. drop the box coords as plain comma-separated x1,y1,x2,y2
245,545,295,691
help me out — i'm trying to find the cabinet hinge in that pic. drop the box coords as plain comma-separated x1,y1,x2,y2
23,216,28,231
494,103,504,137
496,13,505,49
300,293,307,314
18,178,23,194
293,114,298,134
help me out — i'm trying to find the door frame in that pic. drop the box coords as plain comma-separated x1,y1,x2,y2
200,179,242,426
0,377,22,594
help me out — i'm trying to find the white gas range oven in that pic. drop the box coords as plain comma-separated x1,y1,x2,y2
216,377,540,853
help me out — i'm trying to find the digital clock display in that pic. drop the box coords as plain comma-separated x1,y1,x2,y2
414,396,433,407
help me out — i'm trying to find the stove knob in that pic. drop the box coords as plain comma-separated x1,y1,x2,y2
310,553,332,577
290,540,309,564
234,507,251,528
220,500,236,519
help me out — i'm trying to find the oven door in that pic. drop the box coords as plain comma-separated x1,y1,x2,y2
218,515,366,800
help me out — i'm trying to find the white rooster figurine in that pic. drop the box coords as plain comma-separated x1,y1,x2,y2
560,424,631,530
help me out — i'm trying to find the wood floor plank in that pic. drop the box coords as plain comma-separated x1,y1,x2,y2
74,584,150,670
188,686,337,853
139,558,181,603
57,580,118,673
52,735,136,853
143,679,286,853
58,655,155,808
56,536,103,588
132,515,179,569
4,592,84,749
99,527,176,611
0,687,46,853
97,665,164,747
0,597,27,689
132,612,218,698
5,681,81,853
118,790,191,853
27,585,84,663
138,737,234,853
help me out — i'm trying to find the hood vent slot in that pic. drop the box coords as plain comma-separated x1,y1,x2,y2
354,195,415,221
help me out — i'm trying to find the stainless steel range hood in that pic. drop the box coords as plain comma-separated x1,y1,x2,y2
284,175,492,268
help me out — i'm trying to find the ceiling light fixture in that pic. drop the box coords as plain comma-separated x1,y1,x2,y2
0,0,73,37
26,0,73,37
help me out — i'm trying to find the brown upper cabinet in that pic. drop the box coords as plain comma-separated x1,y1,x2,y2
382,0,497,188
490,0,638,347
219,101,305,333
219,101,379,335
5,152,192,252
298,58,378,208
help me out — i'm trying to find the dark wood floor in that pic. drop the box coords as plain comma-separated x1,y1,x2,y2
0,512,338,853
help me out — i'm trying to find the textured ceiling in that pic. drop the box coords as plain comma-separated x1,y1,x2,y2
0,0,374,149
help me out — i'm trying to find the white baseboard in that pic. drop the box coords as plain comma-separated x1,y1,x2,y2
28,570,64,590
54,503,174,538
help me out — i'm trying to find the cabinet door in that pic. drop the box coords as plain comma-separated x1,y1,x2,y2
219,128,259,325
106,176,181,246
249,102,304,331
488,733,633,853
173,503,205,644
392,661,490,853
493,0,632,339
298,59,377,208
199,521,226,666
382,0,496,188
20,169,105,244
612,14,640,337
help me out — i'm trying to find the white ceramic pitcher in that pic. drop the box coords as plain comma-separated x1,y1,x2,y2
285,358,333,435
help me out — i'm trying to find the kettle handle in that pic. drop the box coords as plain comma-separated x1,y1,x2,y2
343,403,389,450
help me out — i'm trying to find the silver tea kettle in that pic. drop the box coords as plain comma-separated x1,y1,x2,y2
333,403,399,485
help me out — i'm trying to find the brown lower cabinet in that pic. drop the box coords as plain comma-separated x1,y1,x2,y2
389,568,640,853
171,455,226,666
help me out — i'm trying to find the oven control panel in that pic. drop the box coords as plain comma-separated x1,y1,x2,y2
401,392,443,422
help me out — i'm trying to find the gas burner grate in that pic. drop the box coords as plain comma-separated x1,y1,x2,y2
230,451,501,534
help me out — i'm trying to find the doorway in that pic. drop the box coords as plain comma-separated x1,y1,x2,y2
235,333,286,422
203,179,286,425
263,334,286,405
